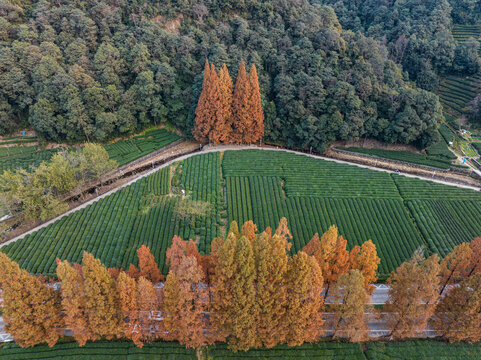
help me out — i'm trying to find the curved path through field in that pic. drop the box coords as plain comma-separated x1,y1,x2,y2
1,144,480,249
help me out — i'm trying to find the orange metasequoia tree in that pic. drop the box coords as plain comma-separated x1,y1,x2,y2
246,63,264,143
468,237,481,277
331,269,370,342
137,245,163,283
81,252,122,340
303,225,349,301
217,63,234,142
349,240,381,294
56,259,90,346
241,220,258,243
432,272,481,343
253,231,290,347
137,276,161,342
231,60,251,143
193,59,224,143
386,250,440,339
284,251,324,346
164,256,212,354
117,271,142,347
439,242,473,295
0,253,62,348
211,232,256,351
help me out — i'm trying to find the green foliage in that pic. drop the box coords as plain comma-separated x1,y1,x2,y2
2,150,480,277
104,129,181,166
340,147,454,169
365,340,481,360
0,0,442,150
0,341,196,360
438,73,481,116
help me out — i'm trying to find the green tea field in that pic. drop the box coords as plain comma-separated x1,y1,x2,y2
1,150,480,276
2,340,481,359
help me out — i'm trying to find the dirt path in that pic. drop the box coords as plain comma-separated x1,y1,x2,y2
2,144,479,249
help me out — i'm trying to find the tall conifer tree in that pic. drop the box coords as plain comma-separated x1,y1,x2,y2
232,60,251,143
218,64,234,142
56,259,90,346
247,64,264,143
349,240,381,294
193,59,223,143
117,271,142,347
254,232,289,347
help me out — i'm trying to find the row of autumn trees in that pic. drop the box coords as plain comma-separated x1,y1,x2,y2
0,219,481,353
193,60,264,144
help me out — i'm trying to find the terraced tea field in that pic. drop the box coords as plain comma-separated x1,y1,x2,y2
2,150,481,276
438,73,481,115
452,24,481,45
104,129,181,166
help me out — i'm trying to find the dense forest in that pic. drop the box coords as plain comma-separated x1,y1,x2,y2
0,0,469,151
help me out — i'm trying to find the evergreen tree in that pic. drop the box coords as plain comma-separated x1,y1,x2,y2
231,60,251,144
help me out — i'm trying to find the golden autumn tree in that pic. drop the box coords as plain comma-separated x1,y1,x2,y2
253,231,290,347
284,251,324,346
0,253,62,348
439,242,473,295
468,237,481,277
246,63,264,143
163,271,181,341
166,235,206,277
137,245,163,283
193,59,224,143
432,273,481,343
231,60,251,144
275,217,293,246
228,220,240,239
241,220,258,243
211,232,256,351
137,276,161,342
331,270,370,342
386,251,440,339
218,63,234,142
117,271,142,347
303,225,349,300
167,256,212,355
56,259,90,346
82,252,121,340
349,240,381,294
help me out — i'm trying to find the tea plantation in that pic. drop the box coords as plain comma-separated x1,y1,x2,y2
2,150,481,276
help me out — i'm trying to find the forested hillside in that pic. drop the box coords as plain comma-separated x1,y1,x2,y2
318,0,480,89
0,0,442,152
